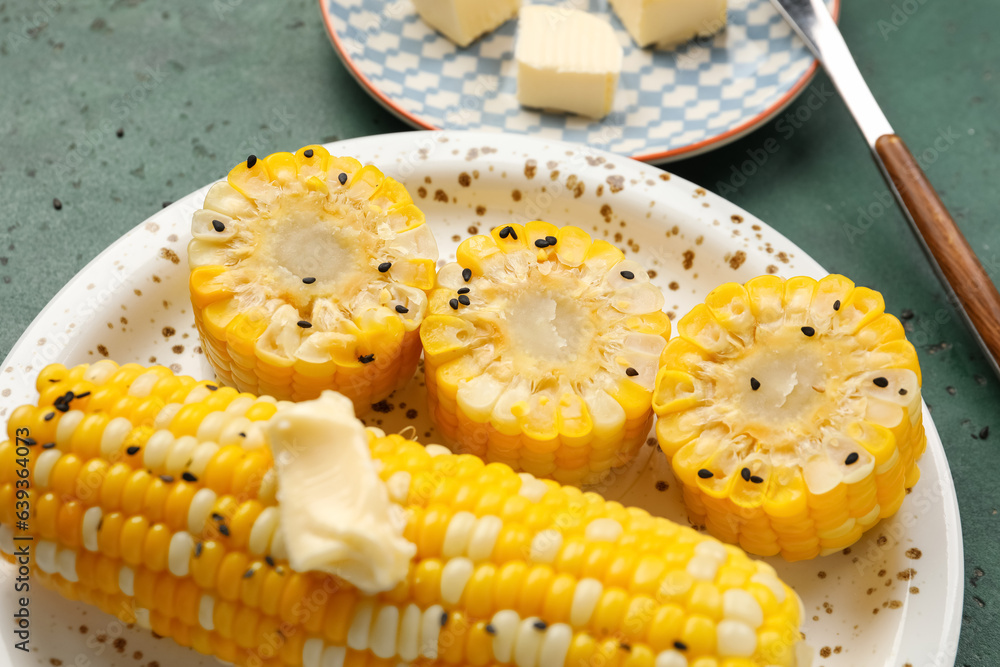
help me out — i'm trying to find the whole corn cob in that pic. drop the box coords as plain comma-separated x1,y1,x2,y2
189,145,438,412
3,361,810,667
653,275,925,561
421,223,670,485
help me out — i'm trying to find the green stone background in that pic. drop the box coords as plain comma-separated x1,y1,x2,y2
0,0,996,662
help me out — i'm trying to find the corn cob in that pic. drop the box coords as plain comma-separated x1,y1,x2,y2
3,361,810,667
653,275,925,561
420,223,670,485
189,146,438,413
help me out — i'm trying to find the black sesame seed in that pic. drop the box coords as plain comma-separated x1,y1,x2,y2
54,402,70,413
833,300,841,311
194,542,203,557
620,270,635,280
845,453,860,465
359,354,375,364
246,155,257,168
126,446,141,455
48,378,60,383
182,472,198,482
801,326,816,337
440,612,448,626
42,442,56,449
302,277,316,284
697,469,714,479
499,226,511,239
533,620,547,630
378,262,392,273
750,377,761,391
899,388,908,396
741,467,751,482
76,391,91,399
485,624,496,635
457,287,470,295
545,236,557,245
53,198,62,210
159,475,174,483
449,298,460,310
212,219,226,232
750,475,764,484
980,426,990,440
44,412,55,421
619,643,631,652
211,513,224,521
462,268,472,282
116,128,124,138
265,555,276,567
303,149,314,158
873,377,889,388
458,295,471,306
625,367,638,377
674,641,688,651
218,524,230,537
239,432,246,438
205,385,217,392
395,305,409,314
244,567,257,578
655,481,668,491
534,239,549,248
338,172,348,185
297,320,312,329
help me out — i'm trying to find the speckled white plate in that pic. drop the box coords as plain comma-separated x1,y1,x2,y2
0,131,961,667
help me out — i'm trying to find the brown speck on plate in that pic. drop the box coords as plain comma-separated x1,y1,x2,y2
158,248,180,264
512,189,522,202
905,547,922,559
434,189,448,202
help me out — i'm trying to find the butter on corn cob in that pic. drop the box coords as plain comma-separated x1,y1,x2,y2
653,275,925,561
3,361,811,667
189,146,438,412
421,223,670,485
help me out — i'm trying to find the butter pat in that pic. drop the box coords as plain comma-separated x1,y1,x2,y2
515,6,623,119
413,0,520,48
266,391,415,595
609,0,727,48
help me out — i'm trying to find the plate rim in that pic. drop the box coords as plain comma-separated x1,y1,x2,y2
317,0,842,164
0,129,962,667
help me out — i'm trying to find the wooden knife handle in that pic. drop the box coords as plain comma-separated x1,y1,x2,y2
875,133,1000,369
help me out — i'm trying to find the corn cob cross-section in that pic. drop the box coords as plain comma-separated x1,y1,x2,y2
3,361,810,667
421,223,670,485
189,146,438,412
653,275,926,561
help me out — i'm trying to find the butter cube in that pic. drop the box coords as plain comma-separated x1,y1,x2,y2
609,0,727,48
515,6,623,119
413,0,521,48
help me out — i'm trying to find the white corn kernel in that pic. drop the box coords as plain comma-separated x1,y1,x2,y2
717,619,757,657
570,579,603,626
442,511,477,558
440,557,474,605
81,507,102,552
464,515,500,562
529,530,563,563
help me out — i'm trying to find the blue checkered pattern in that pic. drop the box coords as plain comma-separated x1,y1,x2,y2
326,0,835,161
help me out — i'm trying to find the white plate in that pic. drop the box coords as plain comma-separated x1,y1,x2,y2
0,131,961,667
319,0,839,163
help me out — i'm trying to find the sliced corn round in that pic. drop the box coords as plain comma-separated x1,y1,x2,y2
421,223,670,484
188,146,438,412
653,274,926,560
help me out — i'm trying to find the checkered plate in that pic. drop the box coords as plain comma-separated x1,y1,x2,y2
320,0,839,163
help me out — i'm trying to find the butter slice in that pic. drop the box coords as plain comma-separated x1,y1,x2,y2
266,391,415,595
413,0,520,48
609,0,727,48
516,6,623,119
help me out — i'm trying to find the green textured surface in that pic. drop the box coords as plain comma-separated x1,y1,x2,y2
0,0,996,662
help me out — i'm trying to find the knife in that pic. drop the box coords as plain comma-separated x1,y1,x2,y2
770,0,1000,377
